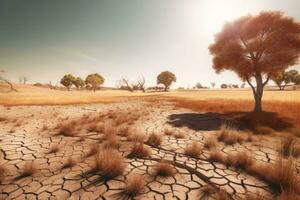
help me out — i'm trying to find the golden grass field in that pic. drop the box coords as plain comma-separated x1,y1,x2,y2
1,84,299,106
1,84,299,131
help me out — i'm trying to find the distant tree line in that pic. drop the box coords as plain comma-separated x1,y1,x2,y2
270,69,300,90
59,71,177,92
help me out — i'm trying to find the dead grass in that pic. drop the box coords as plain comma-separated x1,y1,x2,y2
199,185,216,199
208,149,227,163
227,151,254,170
58,123,76,137
128,142,150,158
146,133,162,147
217,124,246,145
153,161,176,177
204,136,217,149
170,97,300,134
62,157,77,169
93,148,126,179
164,128,173,136
127,132,145,143
19,162,37,178
215,189,230,200
47,144,59,154
117,125,129,137
184,142,202,159
120,173,145,198
247,157,300,195
279,136,300,158
86,144,99,157
174,132,185,139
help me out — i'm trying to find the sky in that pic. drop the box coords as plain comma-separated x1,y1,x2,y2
0,0,300,88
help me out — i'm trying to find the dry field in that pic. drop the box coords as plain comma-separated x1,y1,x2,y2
0,85,300,200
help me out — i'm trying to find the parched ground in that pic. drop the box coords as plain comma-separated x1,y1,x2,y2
0,99,299,200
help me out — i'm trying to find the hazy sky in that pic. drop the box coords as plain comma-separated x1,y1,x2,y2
1,0,300,88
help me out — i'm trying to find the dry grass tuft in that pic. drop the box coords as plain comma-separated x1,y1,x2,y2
164,128,173,136
120,173,145,198
93,148,126,179
184,142,202,159
204,136,217,149
62,157,77,169
47,144,59,154
215,189,230,200
86,144,99,157
146,133,162,147
174,132,185,139
19,162,37,178
227,151,254,170
279,136,300,158
59,123,76,137
208,149,227,164
153,161,176,177
127,132,145,143
117,125,129,137
217,124,246,145
248,157,300,195
128,142,150,158
199,185,216,199
41,124,48,131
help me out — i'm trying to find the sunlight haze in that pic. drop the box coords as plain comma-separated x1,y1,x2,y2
1,0,300,88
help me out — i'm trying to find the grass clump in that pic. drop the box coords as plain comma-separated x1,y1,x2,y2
128,142,150,158
93,149,126,179
184,142,202,159
153,161,176,177
146,133,162,147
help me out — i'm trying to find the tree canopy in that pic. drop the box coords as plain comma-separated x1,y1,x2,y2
209,11,300,112
85,73,105,91
157,71,176,91
60,74,75,90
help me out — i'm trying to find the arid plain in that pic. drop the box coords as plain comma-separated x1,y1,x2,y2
0,84,300,200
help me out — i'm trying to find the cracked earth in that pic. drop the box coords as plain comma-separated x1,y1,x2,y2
0,99,299,200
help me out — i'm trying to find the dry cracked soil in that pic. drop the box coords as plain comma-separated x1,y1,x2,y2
0,99,299,200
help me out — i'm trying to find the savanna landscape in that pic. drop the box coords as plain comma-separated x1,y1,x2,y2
1,1,300,200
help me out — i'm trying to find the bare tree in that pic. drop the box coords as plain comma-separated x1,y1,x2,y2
19,76,28,84
118,78,134,92
0,71,17,92
137,76,146,92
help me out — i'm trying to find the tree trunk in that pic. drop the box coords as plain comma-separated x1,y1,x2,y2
253,75,264,112
164,85,168,92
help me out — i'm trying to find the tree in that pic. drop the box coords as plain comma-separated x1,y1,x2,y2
211,82,216,88
72,77,85,89
271,69,299,90
240,83,246,88
220,84,228,89
157,71,176,91
287,69,299,84
60,74,75,90
209,11,300,112
85,73,104,92
294,74,300,85
19,76,28,84
118,78,134,92
137,76,146,92
0,70,17,92
195,82,203,89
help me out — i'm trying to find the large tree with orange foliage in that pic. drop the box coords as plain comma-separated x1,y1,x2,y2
209,11,300,112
